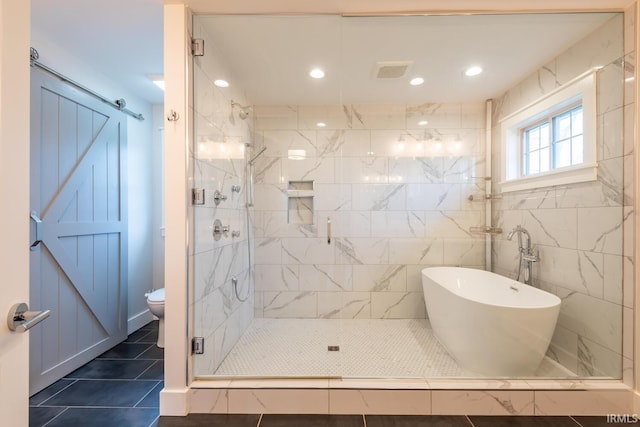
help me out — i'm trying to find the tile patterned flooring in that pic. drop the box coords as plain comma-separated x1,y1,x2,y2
30,321,631,426
30,321,163,427
213,319,573,378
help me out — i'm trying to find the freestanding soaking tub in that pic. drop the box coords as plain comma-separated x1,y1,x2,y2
421,267,561,376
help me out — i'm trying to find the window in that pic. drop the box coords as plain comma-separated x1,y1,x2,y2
521,104,583,177
500,69,597,193
523,121,551,176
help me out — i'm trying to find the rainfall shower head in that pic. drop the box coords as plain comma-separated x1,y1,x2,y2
231,100,252,120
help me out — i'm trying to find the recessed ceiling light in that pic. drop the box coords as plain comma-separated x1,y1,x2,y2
214,79,230,88
465,66,483,77
418,120,428,126
410,77,425,86
316,122,326,128
309,68,325,79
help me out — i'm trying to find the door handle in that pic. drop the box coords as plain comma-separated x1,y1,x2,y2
7,302,50,333
30,211,43,250
327,216,331,245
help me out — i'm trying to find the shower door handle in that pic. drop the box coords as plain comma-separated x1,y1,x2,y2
327,217,331,245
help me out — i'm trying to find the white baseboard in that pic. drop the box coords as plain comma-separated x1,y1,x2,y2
128,309,155,335
160,387,189,416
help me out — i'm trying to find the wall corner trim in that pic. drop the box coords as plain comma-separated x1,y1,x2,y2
160,387,190,416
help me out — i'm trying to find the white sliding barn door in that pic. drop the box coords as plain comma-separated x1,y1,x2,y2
29,69,128,394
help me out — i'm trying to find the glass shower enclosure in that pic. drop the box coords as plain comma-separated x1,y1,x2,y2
189,12,627,381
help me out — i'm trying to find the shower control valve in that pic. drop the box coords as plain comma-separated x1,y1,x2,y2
213,219,230,240
523,246,539,262
231,230,241,238
213,190,228,205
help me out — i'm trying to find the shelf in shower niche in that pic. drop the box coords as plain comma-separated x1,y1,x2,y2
286,190,315,198
288,180,314,191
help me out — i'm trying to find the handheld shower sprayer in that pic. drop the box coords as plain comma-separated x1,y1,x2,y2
245,144,267,208
248,146,267,165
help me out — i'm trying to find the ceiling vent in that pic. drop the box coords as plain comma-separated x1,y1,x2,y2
372,61,413,79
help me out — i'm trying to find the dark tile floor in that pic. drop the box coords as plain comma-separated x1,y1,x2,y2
30,322,634,426
30,321,163,427
157,415,633,427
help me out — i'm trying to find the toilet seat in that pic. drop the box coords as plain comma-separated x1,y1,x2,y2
147,288,165,304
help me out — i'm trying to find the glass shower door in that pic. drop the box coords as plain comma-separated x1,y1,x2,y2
190,15,254,378
191,14,345,379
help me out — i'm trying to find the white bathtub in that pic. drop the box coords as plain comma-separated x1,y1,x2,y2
421,267,561,377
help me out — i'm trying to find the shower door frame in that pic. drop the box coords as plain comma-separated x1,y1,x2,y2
193,9,624,384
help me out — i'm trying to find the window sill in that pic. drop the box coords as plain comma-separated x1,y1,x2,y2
499,162,598,193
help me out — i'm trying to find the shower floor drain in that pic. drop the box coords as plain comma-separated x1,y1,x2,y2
327,345,340,351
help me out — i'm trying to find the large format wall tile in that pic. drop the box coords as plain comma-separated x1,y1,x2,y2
254,97,485,320
262,291,318,318
533,390,632,415
491,13,627,381
317,292,371,318
432,391,534,415
192,24,255,376
329,389,430,415
228,389,329,414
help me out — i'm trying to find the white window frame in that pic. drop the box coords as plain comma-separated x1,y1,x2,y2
500,69,598,193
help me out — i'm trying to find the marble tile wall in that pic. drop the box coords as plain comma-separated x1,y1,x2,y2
188,385,634,415
252,102,487,318
491,14,629,379
191,20,255,376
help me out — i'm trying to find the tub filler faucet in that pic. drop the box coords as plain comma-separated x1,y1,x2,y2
506,225,539,286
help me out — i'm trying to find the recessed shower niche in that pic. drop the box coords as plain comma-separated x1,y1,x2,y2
287,180,314,225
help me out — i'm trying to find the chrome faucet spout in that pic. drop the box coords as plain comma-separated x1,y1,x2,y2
507,225,537,287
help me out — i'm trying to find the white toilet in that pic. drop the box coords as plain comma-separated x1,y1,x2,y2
145,288,165,348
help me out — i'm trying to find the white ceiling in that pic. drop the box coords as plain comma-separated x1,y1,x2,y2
199,13,617,105
29,0,619,107
31,0,165,105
